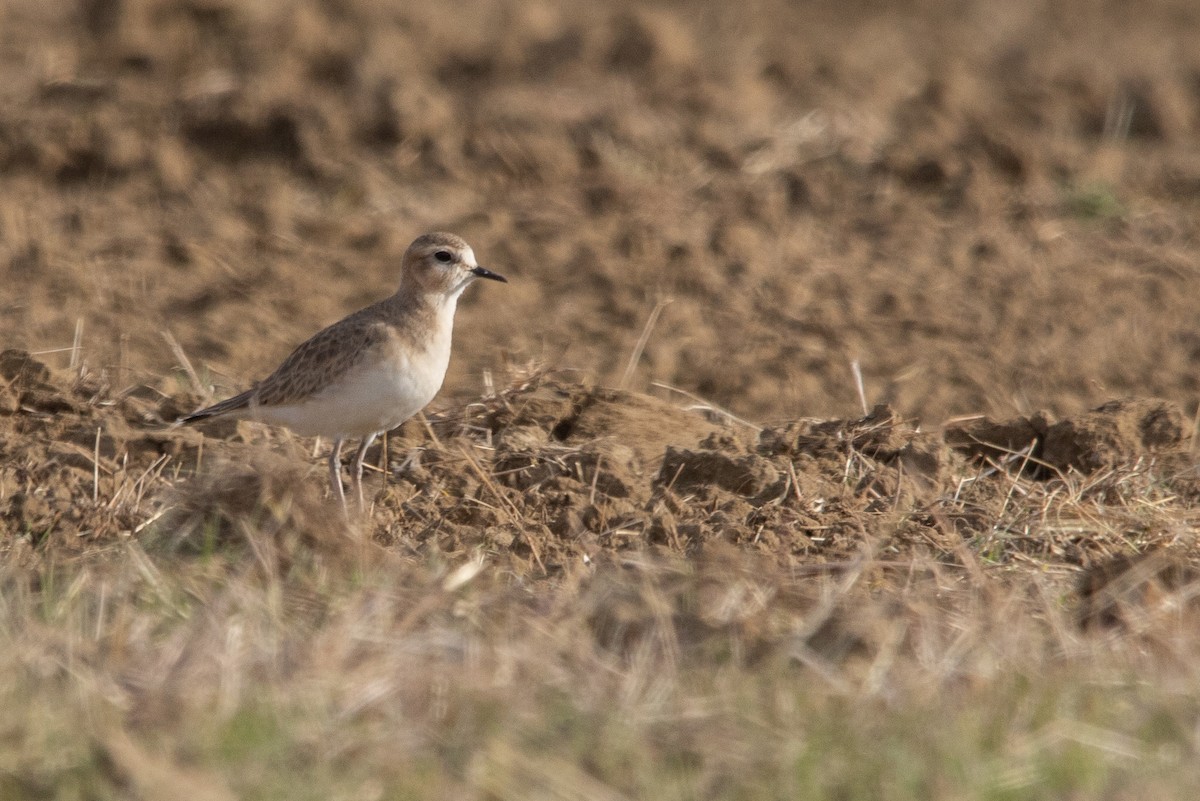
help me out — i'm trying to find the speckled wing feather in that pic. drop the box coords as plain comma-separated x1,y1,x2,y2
178,303,393,424
252,308,390,408
176,386,255,422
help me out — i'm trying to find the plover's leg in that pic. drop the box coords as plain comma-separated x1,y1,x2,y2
351,432,378,513
328,436,347,513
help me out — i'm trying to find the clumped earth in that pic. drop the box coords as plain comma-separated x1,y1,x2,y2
4,346,1198,601
4,0,1200,796
3,0,1200,423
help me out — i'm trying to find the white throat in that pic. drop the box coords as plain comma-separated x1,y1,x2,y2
448,274,477,300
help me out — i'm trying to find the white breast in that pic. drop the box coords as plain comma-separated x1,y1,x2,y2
250,306,456,438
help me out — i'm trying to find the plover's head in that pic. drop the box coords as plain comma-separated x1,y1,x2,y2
402,232,506,298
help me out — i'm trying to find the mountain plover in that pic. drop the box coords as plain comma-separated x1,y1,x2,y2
178,232,506,513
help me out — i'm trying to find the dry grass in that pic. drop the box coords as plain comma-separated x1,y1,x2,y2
3,533,1200,800
3,363,1200,798
4,0,1200,796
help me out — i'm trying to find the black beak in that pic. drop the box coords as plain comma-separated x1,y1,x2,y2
471,266,507,283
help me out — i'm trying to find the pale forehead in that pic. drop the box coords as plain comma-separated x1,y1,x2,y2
411,231,468,250
408,232,476,264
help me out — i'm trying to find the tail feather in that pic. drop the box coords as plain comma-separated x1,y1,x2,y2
177,389,254,425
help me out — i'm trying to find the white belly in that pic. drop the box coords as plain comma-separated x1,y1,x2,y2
250,342,450,438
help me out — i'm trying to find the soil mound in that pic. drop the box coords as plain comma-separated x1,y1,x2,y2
3,0,1200,426
2,353,1198,614
946,398,1189,475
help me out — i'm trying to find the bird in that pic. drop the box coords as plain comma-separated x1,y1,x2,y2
177,232,506,513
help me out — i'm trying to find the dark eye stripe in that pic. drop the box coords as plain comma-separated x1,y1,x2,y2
433,250,453,263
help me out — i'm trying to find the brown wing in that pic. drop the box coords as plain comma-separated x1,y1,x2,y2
252,309,389,407
177,387,255,423
177,300,396,424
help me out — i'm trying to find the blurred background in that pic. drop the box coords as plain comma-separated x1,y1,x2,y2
1,0,1199,423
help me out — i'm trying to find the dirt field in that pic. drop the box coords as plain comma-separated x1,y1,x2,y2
3,0,1200,798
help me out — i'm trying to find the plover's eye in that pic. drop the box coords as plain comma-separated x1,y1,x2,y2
433,250,454,264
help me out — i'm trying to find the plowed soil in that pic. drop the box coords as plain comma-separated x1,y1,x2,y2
3,0,1200,579
8,3,1200,796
